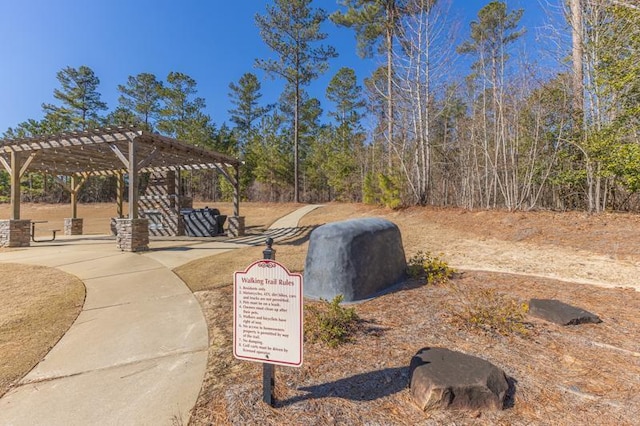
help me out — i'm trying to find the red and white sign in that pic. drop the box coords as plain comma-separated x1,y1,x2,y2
233,259,303,367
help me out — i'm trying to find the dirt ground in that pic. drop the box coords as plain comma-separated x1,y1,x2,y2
185,203,640,425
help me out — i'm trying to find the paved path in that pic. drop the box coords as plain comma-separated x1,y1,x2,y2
0,205,322,425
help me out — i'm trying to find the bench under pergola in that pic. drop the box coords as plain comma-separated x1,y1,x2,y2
0,126,244,250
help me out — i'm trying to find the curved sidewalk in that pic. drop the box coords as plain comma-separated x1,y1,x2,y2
0,204,322,425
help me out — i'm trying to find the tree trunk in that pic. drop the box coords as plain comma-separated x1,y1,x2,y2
571,0,584,124
386,6,395,172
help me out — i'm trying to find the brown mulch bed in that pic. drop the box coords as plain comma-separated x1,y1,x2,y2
191,273,640,425
186,203,640,425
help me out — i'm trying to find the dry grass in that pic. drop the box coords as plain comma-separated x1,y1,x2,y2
184,202,640,425
0,263,85,397
0,202,120,236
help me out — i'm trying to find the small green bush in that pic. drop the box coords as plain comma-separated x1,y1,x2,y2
377,173,403,210
407,251,456,285
305,295,359,348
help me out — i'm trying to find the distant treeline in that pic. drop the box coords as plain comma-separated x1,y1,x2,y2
2,1,639,212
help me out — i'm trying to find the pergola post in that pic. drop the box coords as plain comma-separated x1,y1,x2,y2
10,151,22,220
227,163,245,237
128,138,139,220
116,171,125,218
233,164,240,217
0,151,31,248
70,175,78,219
64,174,85,235
115,136,148,252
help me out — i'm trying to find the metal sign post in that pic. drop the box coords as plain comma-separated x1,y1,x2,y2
262,238,276,406
233,238,303,408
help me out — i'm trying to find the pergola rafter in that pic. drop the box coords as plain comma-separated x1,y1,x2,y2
0,126,242,221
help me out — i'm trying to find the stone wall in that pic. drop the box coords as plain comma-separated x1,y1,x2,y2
64,218,83,235
116,218,149,252
0,219,31,248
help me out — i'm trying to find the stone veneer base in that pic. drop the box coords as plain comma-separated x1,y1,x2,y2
64,218,83,235
116,218,149,252
0,219,31,248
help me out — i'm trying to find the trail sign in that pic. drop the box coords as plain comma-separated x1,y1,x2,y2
233,259,303,367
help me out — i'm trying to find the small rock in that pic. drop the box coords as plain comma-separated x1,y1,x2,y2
409,347,509,412
528,299,602,325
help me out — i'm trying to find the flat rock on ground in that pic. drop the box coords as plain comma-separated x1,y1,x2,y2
409,347,509,412
528,298,602,325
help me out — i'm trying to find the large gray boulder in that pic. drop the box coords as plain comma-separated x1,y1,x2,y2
409,347,509,412
304,218,406,302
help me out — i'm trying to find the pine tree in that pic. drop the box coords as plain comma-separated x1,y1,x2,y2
105,107,141,128
332,1,426,169
42,65,107,131
326,67,365,128
228,73,270,150
117,73,163,131
157,71,208,142
255,0,337,202
325,67,366,201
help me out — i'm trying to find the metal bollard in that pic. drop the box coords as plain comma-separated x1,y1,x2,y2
263,237,276,260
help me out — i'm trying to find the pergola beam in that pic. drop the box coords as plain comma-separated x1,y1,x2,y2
109,143,129,168
0,156,11,174
19,152,38,177
137,147,159,170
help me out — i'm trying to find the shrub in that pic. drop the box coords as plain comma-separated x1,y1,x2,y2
377,173,402,210
305,295,360,348
407,251,456,285
449,285,530,337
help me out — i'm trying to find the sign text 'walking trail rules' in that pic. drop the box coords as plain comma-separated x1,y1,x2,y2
233,259,303,367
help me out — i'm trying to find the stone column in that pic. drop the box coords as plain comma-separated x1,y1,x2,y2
0,219,31,248
116,218,149,252
64,218,83,235
227,216,245,237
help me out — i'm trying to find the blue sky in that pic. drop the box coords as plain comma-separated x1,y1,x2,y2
0,0,557,134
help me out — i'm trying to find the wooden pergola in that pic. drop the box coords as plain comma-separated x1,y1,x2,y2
0,126,242,244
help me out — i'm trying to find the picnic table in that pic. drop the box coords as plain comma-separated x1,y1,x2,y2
31,220,60,242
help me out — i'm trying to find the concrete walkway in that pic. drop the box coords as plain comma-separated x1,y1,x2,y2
0,205,322,425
